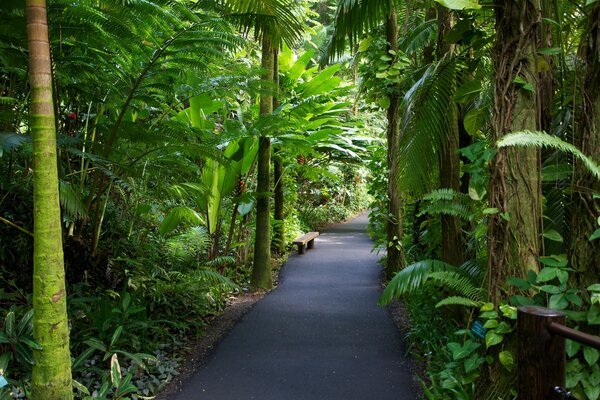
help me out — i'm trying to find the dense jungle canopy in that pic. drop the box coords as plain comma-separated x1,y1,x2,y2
0,0,599,399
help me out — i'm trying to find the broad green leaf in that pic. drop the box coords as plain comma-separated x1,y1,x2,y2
539,254,568,268
587,284,600,292
482,320,498,329
454,80,482,104
549,294,568,310
508,277,531,291
159,207,204,236
495,322,513,334
499,304,517,319
584,347,600,366
538,47,561,55
435,0,481,10
485,331,503,348
448,340,480,360
536,267,558,283
590,229,600,241
499,351,515,371
464,353,485,373
566,339,581,357
299,64,342,97
110,326,123,349
287,49,315,83
480,302,494,312
378,96,391,109
543,229,563,242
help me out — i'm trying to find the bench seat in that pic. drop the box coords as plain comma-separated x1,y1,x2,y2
292,231,319,254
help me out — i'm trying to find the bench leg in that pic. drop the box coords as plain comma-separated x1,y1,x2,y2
307,239,315,250
297,243,306,254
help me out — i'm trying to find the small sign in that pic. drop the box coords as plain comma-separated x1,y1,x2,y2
0,375,8,388
471,320,487,339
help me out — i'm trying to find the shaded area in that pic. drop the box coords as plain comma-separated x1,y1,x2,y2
172,213,417,400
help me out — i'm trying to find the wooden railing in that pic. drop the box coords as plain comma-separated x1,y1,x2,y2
518,306,600,399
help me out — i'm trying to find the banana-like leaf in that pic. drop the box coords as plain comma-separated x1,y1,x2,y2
159,207,204,236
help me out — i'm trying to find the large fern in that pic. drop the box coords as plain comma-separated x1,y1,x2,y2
498,131,600,180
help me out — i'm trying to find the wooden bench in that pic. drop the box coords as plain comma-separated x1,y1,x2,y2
293,232,319,254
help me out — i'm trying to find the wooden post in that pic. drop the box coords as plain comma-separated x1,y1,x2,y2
518,306,566,400
307,239,315,250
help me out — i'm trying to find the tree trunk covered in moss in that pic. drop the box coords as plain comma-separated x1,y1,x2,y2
251,34,274,290
436,5,463,267
570,3,600,289
272,49,285,256
487,0,542,304
26,1,74,398
385,7,406,280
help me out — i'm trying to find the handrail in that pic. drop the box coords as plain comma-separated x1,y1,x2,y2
517,306,600,400
548,321,600,350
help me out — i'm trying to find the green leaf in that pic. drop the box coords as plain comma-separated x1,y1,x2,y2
539,254,568,268
435,0,482,10
590,229,600,241
485,331,503,349
482,320,498,329
110,326,123,349
378,96,391,109
588,284,600,292
538,47,562,55
539,285,561,294
454,80,482,104
159,207,204,236
448,340,480,360
464,353,485,373
299,64,342,97
508,277,531,291
584,347,600,366
566,339,581,357
4,311,15,338
536,267,558,283
499,304,517,319
288,49,315,83
19,337,42,351
498,131,600,180
480,302,495,312
588,307,600,325
543,229,563,242
495,322,513,334
499,351,515,371
549,294,568,310
72,346,97,370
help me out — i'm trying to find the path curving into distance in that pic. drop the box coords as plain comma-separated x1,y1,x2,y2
172,213,418,400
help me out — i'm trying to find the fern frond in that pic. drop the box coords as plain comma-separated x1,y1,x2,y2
435,296,482,308
379,259,456,305
428,271,484,302
205,256,235,269
196,268,238,291
498,131,600,180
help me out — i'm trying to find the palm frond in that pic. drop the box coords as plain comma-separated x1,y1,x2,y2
428,271,484,302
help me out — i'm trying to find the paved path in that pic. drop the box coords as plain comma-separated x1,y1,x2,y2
173,213,417,399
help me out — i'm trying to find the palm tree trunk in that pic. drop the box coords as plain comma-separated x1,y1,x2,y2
488,0,542,304
385,6,406,280
436,5,463,267
26,1,73,398
570,3,600,288
251,34,274,290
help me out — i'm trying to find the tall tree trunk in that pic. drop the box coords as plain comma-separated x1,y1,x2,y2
272,49,285,256
488,0,542,304
436,5,463,266
570,4,600,289
251,34,273,290
385,6,406,280
26,1,74,398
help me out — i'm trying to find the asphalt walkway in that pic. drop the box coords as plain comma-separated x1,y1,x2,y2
172,213,417,399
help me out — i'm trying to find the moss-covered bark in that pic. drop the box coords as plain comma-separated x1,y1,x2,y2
385,7,406,280
26,0,74,398
488,0,542,304
570,3,600,289
251,35,274,290
436,5,463,267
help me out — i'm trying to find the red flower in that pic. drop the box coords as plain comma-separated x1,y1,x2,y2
68,112,77,120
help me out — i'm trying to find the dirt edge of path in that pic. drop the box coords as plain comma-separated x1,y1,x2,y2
155,291,265,399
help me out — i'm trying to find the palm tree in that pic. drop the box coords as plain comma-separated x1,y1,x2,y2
221,0,305,289
26,0,73,397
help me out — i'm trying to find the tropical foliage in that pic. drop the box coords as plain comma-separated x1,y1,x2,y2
1,0,599,398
